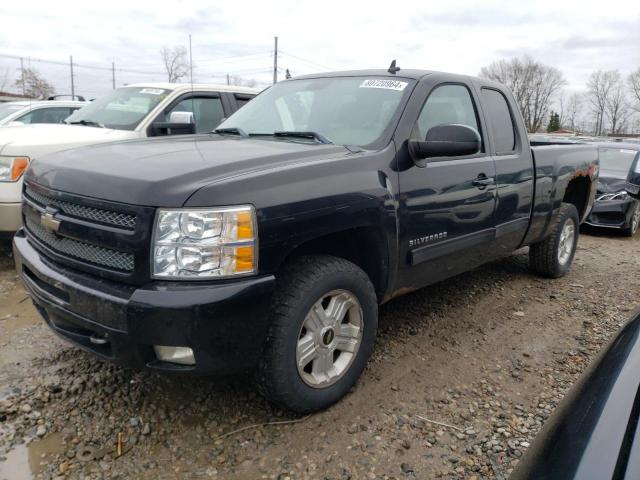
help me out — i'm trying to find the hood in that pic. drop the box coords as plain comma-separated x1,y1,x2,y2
0,124,136,159
597,171,628,194
26,135,351,206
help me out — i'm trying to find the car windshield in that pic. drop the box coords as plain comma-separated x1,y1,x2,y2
0,103,25,121
598,147,638,177
65,87,171,130
217,77,413,147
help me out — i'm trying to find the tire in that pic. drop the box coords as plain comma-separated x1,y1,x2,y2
258,255,378,413
623,202,640,237
529,202,580,278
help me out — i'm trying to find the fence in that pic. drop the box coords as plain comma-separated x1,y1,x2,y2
0,48,334,99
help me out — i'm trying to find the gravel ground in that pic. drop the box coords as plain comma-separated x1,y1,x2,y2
0,229,639,480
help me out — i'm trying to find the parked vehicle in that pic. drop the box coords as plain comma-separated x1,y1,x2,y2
583,142,640,236
512,310,640,480
625,149,640,200
13,68,598,412
0,99,86,126
0,83,258,237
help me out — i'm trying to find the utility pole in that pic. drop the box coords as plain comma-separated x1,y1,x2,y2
69,56,75,99
226,74,230,86
273,36,278,84
111,61,116,89
188,34,194,84
19,57,25,96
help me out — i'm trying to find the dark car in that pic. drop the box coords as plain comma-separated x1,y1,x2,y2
13,68,598,413
512,310,640,480
584,142,640,236
626,148,640,200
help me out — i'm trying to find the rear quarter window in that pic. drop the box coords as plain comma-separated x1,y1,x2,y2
481,88,516,155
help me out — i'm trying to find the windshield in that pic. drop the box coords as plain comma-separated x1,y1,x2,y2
65,87,170,130
217,77,413,147
0,103,24,121
598,147,638,177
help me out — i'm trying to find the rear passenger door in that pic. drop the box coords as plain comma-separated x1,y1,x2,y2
478,87,534,254
398,80,498,289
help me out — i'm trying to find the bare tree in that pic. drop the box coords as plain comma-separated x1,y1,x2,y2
160,46,188,83
586,70,619,136
557,91,583,132
629,67,640,112
604,75,631,134
227,75,257,88
566,93,582,132
0,67,10,92
479,56,565,132
14,67,54,99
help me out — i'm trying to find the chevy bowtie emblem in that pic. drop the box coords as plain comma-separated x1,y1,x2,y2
40,211,61,232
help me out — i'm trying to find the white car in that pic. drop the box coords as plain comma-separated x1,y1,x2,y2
0,83,259,236
0,99,87,126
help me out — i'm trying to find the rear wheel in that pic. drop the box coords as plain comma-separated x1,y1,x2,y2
258,255,378,413
623,202,640,237
529,203,580,278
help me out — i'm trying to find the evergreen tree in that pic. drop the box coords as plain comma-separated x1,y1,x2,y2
547,111,561,132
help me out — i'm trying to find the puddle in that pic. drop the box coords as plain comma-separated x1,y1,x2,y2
0,433,65,480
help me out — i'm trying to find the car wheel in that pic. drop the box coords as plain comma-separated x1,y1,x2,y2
258,255,378,413
529,202,580,278
624,203,640,237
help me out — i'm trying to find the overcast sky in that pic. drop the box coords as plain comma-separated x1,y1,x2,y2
1,0,639,98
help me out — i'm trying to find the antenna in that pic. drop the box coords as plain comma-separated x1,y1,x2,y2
388,60,400,74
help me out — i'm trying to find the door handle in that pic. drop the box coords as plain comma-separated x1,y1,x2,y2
472,175,495,188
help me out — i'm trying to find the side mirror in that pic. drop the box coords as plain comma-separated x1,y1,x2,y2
626,152,640,199
150,111,196,136
409,124,481,165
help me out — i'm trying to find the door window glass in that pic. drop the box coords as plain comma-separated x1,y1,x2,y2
165,97,224,133
417,85,480,140
481,89,516,154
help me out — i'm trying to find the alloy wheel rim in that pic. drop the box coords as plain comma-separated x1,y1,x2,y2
558,219,576,266
296,289,363,388
632,207,640,234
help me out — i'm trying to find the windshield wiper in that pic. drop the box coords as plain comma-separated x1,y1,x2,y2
214,127,249,138
273,131,333,145
67,120,105,128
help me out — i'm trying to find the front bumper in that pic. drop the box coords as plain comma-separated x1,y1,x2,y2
584,198,636,229
13,230,276,374
0,202,22,237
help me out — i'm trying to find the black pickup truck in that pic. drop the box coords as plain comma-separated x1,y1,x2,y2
13,68,598,413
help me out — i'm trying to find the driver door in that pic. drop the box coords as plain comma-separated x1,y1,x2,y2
398,82,498,289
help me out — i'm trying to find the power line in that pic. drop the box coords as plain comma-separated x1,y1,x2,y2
278,50,335,71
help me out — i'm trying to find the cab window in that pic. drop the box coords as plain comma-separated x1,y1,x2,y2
481,88,516,155
416,84,480,142
164,97,225,133
17,107,75,124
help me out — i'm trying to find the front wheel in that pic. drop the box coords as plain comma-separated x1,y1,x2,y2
258,255,378,413
529,203,580,278
624,202,640,237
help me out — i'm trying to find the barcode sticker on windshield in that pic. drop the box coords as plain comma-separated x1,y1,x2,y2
140,88,164,95
360,79,408,91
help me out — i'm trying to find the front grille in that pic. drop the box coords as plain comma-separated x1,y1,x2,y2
26,217,134,272
25,186,137,229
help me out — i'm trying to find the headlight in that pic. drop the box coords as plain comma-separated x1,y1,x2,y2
0,156,30,182
597,191,628,201
152,206,257,279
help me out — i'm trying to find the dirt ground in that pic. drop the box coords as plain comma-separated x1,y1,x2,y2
0,228,638,480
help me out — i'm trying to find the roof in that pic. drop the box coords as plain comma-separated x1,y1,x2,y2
2,100,87,107
125,82,261,94
294,69,435,81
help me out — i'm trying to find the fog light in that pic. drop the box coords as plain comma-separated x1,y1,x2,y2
153,345,196,365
